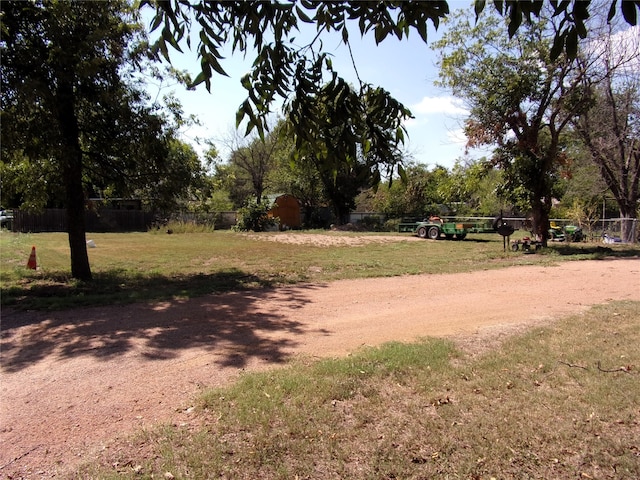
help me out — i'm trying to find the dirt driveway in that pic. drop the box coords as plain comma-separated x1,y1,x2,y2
1,256,639,478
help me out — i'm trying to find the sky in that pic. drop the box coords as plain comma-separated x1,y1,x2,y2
141,5,639,173
141,5,474,171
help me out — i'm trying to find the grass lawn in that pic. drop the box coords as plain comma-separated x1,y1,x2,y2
76,300,640,479
2,229,638,310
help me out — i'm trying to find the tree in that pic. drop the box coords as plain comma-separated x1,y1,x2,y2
366,163,446,219
1,1,130,280
142,138,206,212
0,1,197,280
573,23,640,242
438,159,504,216
222,120,285,205
433,9,594,244
289,80,408,224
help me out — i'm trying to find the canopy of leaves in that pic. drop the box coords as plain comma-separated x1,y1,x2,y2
0,1,204,213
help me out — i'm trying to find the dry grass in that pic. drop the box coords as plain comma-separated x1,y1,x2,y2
77,301,640,479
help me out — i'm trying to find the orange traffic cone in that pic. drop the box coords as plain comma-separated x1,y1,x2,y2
27,246,37,270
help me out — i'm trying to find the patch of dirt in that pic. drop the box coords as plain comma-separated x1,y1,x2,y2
242,232,422,246
1,250,639,478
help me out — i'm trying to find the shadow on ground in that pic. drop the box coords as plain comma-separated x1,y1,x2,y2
1,268,290,311
549,244,640,256
0,278,330,373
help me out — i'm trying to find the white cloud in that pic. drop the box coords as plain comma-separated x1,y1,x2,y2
411,96,469,116
403,116,423,128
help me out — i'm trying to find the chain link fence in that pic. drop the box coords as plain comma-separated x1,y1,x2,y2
547,217,638,243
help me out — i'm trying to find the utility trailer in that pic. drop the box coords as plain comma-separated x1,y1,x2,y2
398,217,493,240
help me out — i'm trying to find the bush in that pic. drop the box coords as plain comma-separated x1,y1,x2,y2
148,213,219,234
233,201,278,232
149,220,216,234
357,215,385,231
384,218,402,232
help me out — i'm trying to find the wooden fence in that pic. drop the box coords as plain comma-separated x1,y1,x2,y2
11,209,155,233
8,209,240,233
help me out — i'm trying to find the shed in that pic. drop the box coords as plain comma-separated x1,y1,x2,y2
268,194,301,229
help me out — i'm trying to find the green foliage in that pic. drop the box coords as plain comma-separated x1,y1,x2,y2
445,159,503,216
0,150,63,210
286,81,409,224
234,200,278,232
200,189,234,213
148,219,216,234
356,215,385,232
369,164,451,218
144,2,449,137
139,138,207,212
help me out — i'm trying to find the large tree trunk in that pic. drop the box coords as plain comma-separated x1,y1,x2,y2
530,197,551,247
527,154,553,247
65,155,91,281
333,203,351,226
58,82,92,281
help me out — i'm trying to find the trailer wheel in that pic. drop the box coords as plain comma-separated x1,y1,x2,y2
417,226,428,238
456,233,467,240
427,226,440,240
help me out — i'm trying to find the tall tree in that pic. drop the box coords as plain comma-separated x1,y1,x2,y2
287,80,407,224
573,23,640,242
1,1,190,279
223,120,285,205
433,9,592,244
369,163,449,219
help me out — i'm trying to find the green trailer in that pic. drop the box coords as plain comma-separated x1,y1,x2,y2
399,219,489,240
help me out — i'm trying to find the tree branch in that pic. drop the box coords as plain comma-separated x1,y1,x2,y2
558,360,588,370
597,361,633,374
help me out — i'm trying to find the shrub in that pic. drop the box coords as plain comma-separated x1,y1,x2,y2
357,215,385,231
233,201,278,232
384,218,402,232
